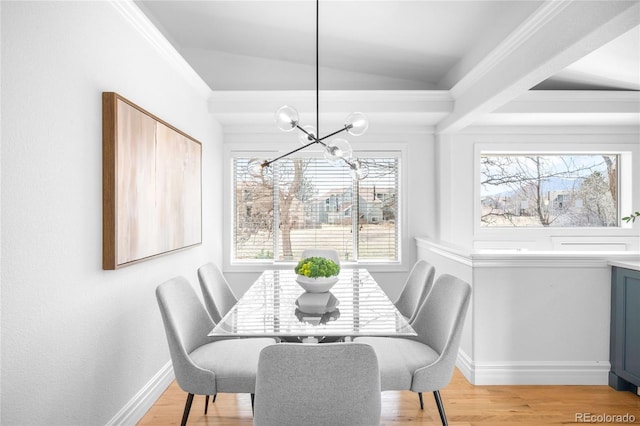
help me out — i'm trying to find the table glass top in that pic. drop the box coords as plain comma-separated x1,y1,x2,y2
209,269,416,338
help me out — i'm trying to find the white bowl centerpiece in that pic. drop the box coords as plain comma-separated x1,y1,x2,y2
294,256,340,293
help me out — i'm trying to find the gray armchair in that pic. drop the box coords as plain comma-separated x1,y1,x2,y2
356,273,471,426
253,343,381,426
393,260,436,324
197,262,238,324
156,276,275,425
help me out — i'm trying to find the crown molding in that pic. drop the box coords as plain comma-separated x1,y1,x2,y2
512,90,640,104
109,0,211,96
209,90,453,111
475,90,640,127
209,90,453,128
460,125,640,135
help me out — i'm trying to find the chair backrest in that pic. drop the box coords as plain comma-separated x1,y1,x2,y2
253,343,381,426
156,276,216,395
394,260,436,323
197,262,237,324
300,248,341,266
411,273,471,388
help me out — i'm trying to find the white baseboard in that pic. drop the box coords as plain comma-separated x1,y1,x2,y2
456,349,475,381
456,350,610,385
106,361,175,426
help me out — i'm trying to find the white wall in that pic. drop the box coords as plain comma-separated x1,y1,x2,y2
1,2,222,424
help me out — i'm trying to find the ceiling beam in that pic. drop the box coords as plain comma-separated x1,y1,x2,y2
209,90,453,130
437,0,640,134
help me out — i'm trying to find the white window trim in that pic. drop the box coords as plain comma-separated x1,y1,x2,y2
223,140,407,272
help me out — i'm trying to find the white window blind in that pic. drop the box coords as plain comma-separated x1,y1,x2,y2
357,158,399,260
232,154,399,262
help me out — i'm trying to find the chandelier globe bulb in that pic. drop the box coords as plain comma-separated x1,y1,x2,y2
275,105,299,132
349,159,369,180
298,125,317,145
324,138,353,166
345,112,369,136
247,158,268,178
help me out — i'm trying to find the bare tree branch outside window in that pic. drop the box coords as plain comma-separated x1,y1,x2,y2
480,154,618,227
233,156,399,261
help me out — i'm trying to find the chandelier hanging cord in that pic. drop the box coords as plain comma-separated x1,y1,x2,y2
316,0,319,141
260,0,369,179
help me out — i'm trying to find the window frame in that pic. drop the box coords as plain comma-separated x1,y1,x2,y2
479,152,621,228
473,141,635,245
224,141,404,271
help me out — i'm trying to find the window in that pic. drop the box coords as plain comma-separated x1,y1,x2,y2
232,154,399,262
480,154,619,227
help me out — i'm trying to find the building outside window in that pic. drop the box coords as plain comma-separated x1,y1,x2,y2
480,154,619,227
232,155,399,262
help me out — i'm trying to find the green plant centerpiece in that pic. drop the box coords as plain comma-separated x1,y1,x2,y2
294,256,340,293
295,256,340,278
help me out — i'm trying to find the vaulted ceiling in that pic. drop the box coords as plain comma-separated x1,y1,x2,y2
135,0,640,130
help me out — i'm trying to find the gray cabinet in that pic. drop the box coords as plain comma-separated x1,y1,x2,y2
609,266,640,393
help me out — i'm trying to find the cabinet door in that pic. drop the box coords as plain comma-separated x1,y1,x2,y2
611,267,640,387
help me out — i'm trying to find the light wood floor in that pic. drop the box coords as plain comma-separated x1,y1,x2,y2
138,369,640,425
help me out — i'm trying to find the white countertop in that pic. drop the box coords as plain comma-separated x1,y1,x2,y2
609,261,640,272
416,236,640,269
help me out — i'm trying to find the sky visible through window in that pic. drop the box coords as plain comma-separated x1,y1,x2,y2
233,156,399,261
480,154,618,227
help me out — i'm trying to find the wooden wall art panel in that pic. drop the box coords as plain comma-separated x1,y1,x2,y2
102,92,202,269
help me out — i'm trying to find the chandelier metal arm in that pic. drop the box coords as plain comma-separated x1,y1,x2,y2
261,122,349,169
261,139,319,168
263,121,353,168
317,124,352,143
296,124,325,147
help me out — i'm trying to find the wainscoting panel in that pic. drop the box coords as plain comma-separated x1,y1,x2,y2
418,236,640,385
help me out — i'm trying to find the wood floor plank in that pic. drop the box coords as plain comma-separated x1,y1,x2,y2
138,369,640,425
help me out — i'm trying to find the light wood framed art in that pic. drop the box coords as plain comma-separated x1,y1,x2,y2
102,92,202,269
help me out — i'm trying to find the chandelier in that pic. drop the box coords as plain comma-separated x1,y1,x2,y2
249,0,369,180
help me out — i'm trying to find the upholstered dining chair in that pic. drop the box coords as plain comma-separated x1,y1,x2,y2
300,248,341,265
355,274,471,426
393,260,436,324
156,276,275,426
197,262,237,324
253,343,381,426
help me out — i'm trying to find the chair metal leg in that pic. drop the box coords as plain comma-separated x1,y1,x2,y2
212,393,217,403
181,393,194,426
204,395,209,415
433,390,448,426
418,392,424,409
251,393,255,414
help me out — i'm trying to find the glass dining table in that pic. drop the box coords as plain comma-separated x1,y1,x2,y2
209,268,416,343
